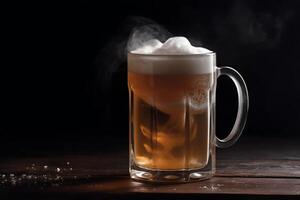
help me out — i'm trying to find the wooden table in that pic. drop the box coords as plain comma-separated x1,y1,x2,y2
0,137,300,199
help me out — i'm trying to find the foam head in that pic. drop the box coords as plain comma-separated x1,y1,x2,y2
131,37,211,55
129,36,214,74
131,39,162,54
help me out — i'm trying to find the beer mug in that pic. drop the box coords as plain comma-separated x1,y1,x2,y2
128,52,249,182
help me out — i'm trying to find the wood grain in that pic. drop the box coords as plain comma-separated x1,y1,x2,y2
0,137,300,199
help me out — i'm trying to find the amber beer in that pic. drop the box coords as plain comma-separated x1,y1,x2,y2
128,53,215,170
128,38,248,182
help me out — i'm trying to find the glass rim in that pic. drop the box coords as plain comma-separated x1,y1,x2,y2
128,51,216,57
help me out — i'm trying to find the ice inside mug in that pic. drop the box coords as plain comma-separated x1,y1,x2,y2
128,37,215,170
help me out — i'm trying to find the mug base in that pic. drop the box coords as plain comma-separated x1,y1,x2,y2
130,167,214,183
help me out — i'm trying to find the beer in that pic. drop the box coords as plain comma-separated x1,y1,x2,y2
128,53,215,170
128,37,248,182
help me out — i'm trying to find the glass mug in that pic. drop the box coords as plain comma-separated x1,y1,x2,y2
128,52,249,182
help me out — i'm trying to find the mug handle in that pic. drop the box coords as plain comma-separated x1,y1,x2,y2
216,67,249,148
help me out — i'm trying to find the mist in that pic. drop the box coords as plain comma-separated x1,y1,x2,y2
212,1,293,48
91,0,299,134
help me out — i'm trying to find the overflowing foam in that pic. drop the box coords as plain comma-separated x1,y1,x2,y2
131,37,211,55
128,37,215,75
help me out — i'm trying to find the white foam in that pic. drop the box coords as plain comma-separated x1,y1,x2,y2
131,39,163,54
131,37,211,55
128,37,215,74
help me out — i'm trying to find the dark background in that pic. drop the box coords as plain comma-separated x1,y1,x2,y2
2,0,300,157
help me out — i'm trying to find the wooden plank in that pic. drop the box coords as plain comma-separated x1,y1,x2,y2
49,176,300,196
1,155,300,178
1,156,300,198
0,137,300,198
217,159,300,178
2,176,299,199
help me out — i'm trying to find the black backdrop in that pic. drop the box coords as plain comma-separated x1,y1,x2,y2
2,0,300,156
